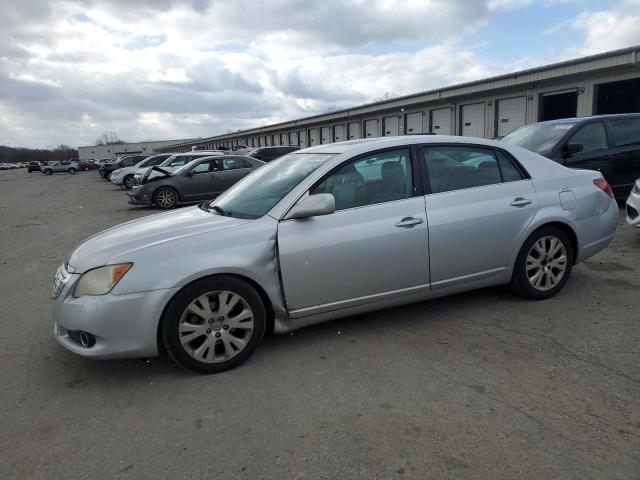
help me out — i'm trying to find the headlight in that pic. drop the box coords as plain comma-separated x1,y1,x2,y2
73,263,132,297
112,169,122,176
633,181,640,195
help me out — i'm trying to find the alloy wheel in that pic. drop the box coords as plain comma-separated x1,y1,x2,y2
156,189,176,208
526,235,568,291
178,290,254,364
124,176,134,189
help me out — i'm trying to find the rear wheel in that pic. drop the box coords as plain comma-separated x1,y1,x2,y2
511,226,574,300
44,169,52,175
162,276,266,373
154,187,178,209
68,168,77,174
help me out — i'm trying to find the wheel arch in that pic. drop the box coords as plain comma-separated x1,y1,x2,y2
156,272,275,355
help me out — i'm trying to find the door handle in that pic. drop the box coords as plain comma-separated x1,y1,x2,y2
510,197,532,207
395,217,423,228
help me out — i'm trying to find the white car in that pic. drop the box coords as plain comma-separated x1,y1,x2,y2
626,179,640,228
110,154,173,189
132,151,225,185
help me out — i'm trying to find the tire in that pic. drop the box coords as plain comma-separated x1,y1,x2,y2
510,226,574,300
68,168,76,174
44,170,52,175
154,187,178,209
83,167,88,171
162,276,266,373
123,175,134,190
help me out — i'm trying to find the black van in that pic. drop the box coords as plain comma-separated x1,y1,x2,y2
247,146,299,162
501,114,640,199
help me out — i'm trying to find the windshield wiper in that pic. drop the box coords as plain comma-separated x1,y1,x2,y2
210,204,232,216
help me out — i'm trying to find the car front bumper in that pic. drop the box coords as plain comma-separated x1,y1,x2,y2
110,174,123,185
52,270,179,359
626,188,640,227
127,186,153,205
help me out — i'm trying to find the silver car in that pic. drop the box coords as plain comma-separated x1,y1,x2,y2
42,161,79,175
52,136,618,373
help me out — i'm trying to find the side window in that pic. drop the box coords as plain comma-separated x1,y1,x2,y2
566,122,608,154
170,157,189,167
422,146,502,194
496,150,524,182
191,161,211,174
222,158,250,170
609,117,640,147
311,149,412,211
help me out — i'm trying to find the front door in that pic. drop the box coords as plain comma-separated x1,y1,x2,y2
558,121,613,184
182,160,217,201
277,148,430,316
420,145,538,288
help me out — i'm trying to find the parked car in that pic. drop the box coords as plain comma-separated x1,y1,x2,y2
247,146,299,162
100,155,149,180
27,161,41,173
127,155,265,209
501,113,640,199
42,161,79,175
77,160,97,171
110,154,173,189
51,136,618,373
626,178,640,228
132,151,225,185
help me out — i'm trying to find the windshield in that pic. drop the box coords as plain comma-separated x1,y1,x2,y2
208,153,333,218
501,121,578,154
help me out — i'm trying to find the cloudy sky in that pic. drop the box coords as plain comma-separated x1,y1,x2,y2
1,0,639,148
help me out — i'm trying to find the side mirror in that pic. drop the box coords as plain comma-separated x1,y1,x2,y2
563,142,583,158
285,194,335,220
186,170,194,177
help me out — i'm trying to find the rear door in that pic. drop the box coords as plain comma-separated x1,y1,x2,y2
420,145,537,288
605,116,640,197
277,148,429,315
181,160,217,201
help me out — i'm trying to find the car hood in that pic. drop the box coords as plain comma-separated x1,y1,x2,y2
68,206,250,272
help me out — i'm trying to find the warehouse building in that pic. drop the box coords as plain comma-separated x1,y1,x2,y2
77,138,195,161
155,46,640,154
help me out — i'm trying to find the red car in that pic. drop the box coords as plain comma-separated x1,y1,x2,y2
77,160,97,171
27,161,41,173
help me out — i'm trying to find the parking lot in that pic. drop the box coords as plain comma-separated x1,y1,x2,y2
0,169,638,479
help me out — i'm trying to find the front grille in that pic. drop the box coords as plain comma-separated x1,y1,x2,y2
51,263,71,299
628,205,639,220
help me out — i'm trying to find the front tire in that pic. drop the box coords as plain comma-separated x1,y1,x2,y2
68,168,76,174
511,226,574,300
44,169,52,175
162,276,266,373
123,175,134,189
154,187,178,209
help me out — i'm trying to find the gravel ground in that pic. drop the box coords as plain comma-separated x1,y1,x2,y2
0,169,638,480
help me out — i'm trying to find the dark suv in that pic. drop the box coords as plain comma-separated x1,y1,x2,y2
247,146,299,162
502,114,640,199
100,155,149,180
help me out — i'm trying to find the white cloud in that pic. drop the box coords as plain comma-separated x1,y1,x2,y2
147,68,192,84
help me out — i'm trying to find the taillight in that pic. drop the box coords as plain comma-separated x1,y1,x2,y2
593,178,614,198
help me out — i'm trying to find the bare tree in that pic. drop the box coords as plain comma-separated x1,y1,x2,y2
95,131,125,145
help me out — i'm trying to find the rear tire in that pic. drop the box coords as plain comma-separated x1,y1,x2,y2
510,226,574,300
68,168,76,174
154,187,178,209
162,276,266,373
44,169,52,175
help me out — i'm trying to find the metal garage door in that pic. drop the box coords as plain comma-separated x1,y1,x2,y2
405,112,422,134
309,129,319,146
461,103,486,138
348,122,361,139
333,125,345,142
430,108,452,135
298,130,307,147
281,133,287,145
497,97,526,137
321,127,331,144
383,116,399,136
289,132,297,146
364,119,378,138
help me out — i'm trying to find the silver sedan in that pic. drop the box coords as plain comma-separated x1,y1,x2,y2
51,136,618,373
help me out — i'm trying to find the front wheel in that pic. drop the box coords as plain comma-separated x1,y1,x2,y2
44,170,52,175
162,276,266,373
511,226,574,300
68,168,76,174
123,175,134,189
154,187,178,209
